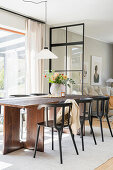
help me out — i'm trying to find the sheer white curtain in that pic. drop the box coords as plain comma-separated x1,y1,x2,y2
5,51,18,97
25,19,44,94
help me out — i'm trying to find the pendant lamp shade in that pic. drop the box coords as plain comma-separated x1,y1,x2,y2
38,47,58,59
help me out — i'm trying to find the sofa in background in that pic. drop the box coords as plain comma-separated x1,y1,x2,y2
83,85,113,114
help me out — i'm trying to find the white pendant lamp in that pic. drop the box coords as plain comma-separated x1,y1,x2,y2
38,47,58,59
23,0,58,59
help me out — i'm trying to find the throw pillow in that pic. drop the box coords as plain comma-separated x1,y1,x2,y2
101,87,109,96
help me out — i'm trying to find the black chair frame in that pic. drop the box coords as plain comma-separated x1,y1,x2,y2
91,96,113,142
76,98,97,151
33,102,79,164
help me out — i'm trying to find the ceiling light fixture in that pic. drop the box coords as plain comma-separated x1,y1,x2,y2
23,0,58,59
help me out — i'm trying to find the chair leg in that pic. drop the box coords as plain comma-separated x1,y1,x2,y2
58,130,63,164
69,125,79,155
90,116,93,134
21,115,23,139
100,118,104,142
81,122,84,151
33,125,40,158
60,129,63,140
88,118,97,145
105,114,113,137
52,127,54,150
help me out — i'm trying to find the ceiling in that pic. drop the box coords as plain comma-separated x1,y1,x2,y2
0,0,113,43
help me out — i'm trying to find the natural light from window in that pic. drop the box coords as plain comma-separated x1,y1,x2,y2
0,29,26,97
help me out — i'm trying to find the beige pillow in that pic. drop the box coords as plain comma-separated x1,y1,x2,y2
95,87,103,95
110,88,113,96
94,86,99,91
101,87,109,96
89,90,98,96
88,86,98,96
88,86,94,93
83,87,88,95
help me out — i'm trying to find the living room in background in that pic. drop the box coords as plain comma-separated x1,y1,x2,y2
0,27,26,97
50,23,84,94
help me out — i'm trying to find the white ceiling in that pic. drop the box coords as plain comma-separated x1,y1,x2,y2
0,0,113,43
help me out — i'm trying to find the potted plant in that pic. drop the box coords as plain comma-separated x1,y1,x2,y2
44,71,75,96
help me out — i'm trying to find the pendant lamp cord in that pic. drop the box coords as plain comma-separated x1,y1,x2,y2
23,0,47,47
45,1,47,47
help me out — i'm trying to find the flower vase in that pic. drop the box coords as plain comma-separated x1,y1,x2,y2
50,83,65,97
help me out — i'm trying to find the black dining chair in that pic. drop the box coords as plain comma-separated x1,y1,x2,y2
76,97,97,151
33,102,79,164
91,96,113,142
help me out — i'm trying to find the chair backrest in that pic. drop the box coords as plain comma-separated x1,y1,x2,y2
76,97,93,104
76,97,93,116
38,103,72,130
92,96,109,117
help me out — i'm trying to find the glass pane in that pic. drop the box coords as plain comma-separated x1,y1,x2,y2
67,45,83,70
43,60,49,93
52,28,66,44
0,29,26,97
0,56,4,97
67,25,83,43
18,57,26,94
52,46,66,71
83,62,89,84
67,71,82,94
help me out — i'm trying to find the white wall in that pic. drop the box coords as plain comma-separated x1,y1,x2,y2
0,9,26,32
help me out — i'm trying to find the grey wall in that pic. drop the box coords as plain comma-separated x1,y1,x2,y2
85,37,113,85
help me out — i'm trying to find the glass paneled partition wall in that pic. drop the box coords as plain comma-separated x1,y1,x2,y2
50,23,84,94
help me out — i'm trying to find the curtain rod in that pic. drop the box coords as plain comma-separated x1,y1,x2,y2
0,6,45,24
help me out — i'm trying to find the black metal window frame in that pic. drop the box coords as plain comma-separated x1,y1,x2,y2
49,23,85,94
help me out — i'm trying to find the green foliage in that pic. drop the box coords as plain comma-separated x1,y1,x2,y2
44,70,76,88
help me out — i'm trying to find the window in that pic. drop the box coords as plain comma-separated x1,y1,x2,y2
0,28,26,97
50,24,84,94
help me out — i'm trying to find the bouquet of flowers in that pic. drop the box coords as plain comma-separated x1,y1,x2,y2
44,71,75,88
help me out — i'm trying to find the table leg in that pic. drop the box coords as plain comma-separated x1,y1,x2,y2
25,106,44,152
3,106,23,155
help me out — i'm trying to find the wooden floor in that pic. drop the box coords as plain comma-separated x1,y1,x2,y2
87,118,113,170
85,118,113,128
95,158,113,170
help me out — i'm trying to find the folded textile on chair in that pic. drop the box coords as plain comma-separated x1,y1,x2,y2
57,99,80,135
109,96,113,110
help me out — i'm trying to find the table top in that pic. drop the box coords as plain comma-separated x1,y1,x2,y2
0,94,108,108
0,94,88,108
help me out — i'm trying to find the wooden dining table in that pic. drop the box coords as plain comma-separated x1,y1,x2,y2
0,94,89,155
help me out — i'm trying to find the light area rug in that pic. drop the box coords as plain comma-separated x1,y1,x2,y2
0,127,113,170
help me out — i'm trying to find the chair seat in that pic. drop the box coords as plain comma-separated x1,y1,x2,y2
38,120,68,128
